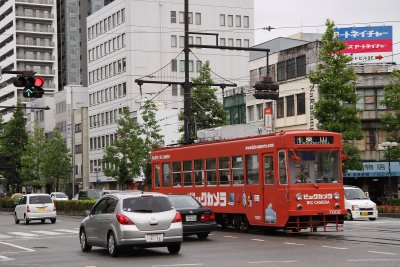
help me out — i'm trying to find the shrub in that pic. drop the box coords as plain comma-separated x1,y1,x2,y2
0,198,18,210
54,200,96,216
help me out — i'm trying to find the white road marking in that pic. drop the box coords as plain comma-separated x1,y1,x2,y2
0,234,12,239
152,264,203,267
54,229,79,234
249,260,298,264
251,239,265,242
0,255,14,261
322,245,348,250
285,242,305,246
0,241,35,252
223,235,238,238
30,230,64,235
8,232,39,237
368,251,398,256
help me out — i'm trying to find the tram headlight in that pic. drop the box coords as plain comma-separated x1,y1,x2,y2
296,193,303,201
296,204,303,210
334,192,340,200
335,203,340,209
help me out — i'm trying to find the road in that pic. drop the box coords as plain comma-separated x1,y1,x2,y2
0,212,399,267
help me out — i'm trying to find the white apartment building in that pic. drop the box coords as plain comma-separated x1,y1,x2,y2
87,0,254,189
0,0,58,126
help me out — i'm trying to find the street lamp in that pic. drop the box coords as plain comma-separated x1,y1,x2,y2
380,141,399,200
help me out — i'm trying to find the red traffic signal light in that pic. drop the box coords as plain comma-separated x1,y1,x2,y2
15,76,45,98
34,77,45,87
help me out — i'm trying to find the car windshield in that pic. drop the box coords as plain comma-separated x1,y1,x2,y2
30,195,53,204
122,196,172,213
169,196,201,209
345,188,369,200
55,193,67,198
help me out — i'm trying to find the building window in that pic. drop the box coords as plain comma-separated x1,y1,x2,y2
236,39,241,47
286,59,296,79
235,15,241,27
179,60,185,72
172,84,178,96
189,60,194,72
277,61,286,81
247,105,254,121
228,15,233,27
277,97,284,118
75,123,82,133
179,36,184,48
286,95,295,117
296,55,306,76
196,61,202,72
171,59,177,72
228,38,233,46
179,11,184,24
243,16,249,28
171,35,177,47
256,104,263,120
171,11,176,23
244,39,249,47
220,38,226,46
195,12,201,25
297,93,305,115
75,144,82,154
196,37,201,45
219,14,225,26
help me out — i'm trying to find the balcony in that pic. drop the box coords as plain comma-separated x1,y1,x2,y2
16,54,55,61
15,0,54,5
16,25,54,34
16,40,54,48
15,11,54,20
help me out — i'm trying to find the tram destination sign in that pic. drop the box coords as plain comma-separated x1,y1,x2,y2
294,136,334,145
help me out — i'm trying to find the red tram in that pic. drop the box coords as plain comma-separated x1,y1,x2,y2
151,130,347,232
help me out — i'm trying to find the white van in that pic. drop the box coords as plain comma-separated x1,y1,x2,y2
344,185,378,221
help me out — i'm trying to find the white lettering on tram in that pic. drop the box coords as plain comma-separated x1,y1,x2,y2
151,154,171,160
190,192,227,207
303,193,333,200
245,144,274,151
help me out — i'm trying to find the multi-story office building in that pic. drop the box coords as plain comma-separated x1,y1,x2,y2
0,0,58,122
87,0,254,189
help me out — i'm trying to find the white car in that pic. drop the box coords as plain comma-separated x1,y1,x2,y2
14,194,57,224
344,185,378,221
50,192,69,201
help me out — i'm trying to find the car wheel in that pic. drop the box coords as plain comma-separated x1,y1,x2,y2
197,233,209,240
25,216,30,225
79,228,92,252
346,210,353,221
167,244,181,255
41,219,45,224
369,218,376,221
14,213,19,224
108,232,119,257
50,218,56,224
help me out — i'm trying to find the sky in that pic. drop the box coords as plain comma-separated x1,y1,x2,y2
254,0,400,63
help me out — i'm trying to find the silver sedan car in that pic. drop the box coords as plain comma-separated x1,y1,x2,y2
79,191,183,257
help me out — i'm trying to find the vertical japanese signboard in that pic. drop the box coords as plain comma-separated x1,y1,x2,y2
264,107,272,133
335,26,393,63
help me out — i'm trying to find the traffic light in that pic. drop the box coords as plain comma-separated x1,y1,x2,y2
254,76,279,100
13,76,45,98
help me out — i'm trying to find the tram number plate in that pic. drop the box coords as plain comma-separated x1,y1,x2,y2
145,234,163,242
361,212,368,216
186,215,197,222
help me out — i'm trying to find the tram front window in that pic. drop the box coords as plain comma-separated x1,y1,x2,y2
289,150,340,184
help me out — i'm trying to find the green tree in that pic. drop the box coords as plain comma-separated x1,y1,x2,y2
179,60,228,142
20,123,47,189
41,128,73,191
380,69,400,159
309,19,363,171
103,107,145,188
0,102,28,192
141,100,164,186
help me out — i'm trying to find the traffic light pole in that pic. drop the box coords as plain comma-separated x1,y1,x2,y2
1,70,35,76
0,105,50,110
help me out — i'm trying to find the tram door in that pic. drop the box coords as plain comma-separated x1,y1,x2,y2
262,154,278,225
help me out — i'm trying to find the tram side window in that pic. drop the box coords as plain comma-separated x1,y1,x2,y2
194,159,205,186
154,165,161,188
172,161,182,186
218,157,230,185
264,155,274,184
183,160,193,186
232,156,244,185
206,158,217,185
162,163,171,187
279,151,287,184
246,154,259,185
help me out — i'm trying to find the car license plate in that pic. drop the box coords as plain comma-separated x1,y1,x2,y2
37,207,46,212
145,234,163,242
186,215,197,222
361,211,368,216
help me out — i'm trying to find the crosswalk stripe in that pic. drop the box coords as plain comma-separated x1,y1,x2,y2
30,231,64,236
8,232,39,237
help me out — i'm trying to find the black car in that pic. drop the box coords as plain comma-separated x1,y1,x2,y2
167,194,217,240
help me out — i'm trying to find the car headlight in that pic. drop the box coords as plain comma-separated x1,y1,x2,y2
352,205,359,211
296,193,302,201
334,192,340,200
